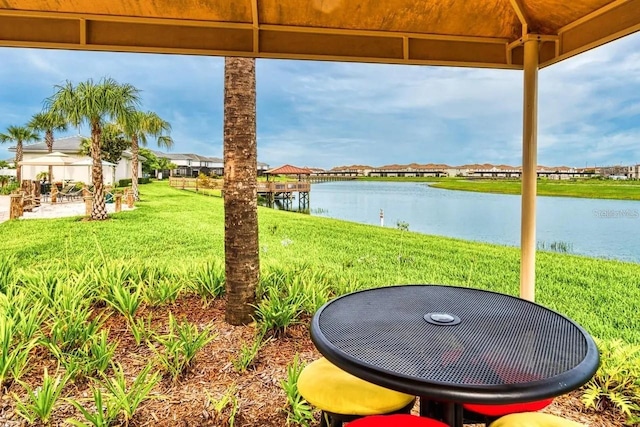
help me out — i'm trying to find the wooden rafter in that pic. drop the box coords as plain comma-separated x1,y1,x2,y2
251,0,259,53
509,0,530,35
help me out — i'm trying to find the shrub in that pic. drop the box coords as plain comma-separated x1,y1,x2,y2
149,313,217,380
254,285,306,337
190,261,225,302
13,368,69,425
0,317,37,389
0,181,18,195
581,338,640,424
117,179,132,187
99,363,160,425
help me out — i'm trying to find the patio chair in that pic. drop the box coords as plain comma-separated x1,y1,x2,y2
297,358,416,427
59,185,83,202
346,414,449,427
56,184,76,202
489,412,584,426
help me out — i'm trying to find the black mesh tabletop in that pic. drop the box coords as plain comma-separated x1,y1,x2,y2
310,285,599,404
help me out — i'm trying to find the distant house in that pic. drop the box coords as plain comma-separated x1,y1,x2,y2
0,159,16,178
153,150,269,177
13,135,141,185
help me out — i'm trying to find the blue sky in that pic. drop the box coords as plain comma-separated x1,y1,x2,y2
0,32,639,170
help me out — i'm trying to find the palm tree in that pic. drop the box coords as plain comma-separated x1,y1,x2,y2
0,125,40,183
45,78,140,220
28,111,68,182
155,157,177,178
223,57,259,325
119,111,172,200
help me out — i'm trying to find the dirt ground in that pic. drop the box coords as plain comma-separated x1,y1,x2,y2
0,296,623,426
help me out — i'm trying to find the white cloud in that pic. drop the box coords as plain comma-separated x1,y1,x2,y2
1,31,639,169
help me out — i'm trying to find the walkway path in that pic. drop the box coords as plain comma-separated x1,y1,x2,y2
0,196,133,224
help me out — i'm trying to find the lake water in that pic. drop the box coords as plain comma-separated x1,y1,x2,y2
309,181,640,263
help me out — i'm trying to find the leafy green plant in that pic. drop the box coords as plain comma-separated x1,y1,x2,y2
67,385,120,427
100,363,160,426
141,278,183,307
581,338,640,424
47,304,106,353
49,330,117,381
103,282,142,322
21,267,66,307
13,368,69,425
233,332,270,373
130,314,154,346
87,261,137,305
0,317,37,389
206,385,240,427
280,354,314,427
0,289,46,342
255,285,306,337
191,261,225,302
0,254,16,293
149,313,217,380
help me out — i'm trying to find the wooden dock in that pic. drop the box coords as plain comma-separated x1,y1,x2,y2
169,177,310,210
257,181,310,210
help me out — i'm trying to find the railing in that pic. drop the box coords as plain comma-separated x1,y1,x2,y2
257,181,310,193
170,177,310,193
169,177,223,190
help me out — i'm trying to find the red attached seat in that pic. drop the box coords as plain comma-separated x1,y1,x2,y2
463,399,554,417
347,414,450,427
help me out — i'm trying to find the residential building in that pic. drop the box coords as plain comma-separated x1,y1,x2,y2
369,163,447,177
153,150,269,177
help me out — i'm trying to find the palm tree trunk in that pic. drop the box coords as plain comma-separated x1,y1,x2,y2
90,122,108,220
45,129,54,182
15,141,23,183
131,136,140,201
223,57,259,325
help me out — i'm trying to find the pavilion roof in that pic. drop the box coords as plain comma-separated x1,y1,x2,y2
0,0,638,69
265,164,312,175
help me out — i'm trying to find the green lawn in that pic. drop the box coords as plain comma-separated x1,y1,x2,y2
429,178,640,200
2,181,640,343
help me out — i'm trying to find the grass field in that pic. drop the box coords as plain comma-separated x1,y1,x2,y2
2,181,640,344
429,178,640,200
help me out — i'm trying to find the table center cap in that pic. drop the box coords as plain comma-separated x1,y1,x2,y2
424,312,461,326
431,313,454,322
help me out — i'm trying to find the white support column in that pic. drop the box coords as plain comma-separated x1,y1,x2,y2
520,39,539,301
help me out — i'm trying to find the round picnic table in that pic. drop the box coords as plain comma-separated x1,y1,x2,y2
310,285,599,427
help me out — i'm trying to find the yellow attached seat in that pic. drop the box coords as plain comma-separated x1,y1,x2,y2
297,357,416,427
490,413,585,427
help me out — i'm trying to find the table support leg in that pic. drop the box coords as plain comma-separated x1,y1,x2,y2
419,398,463,427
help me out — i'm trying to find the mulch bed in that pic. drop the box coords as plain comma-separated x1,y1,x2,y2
0,296,623,426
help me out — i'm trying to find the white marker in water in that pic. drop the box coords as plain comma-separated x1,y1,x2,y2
380,209,384,227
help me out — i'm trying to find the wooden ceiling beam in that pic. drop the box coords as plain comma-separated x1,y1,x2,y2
509,0,530,35
251,0,259,53
541,0,640,67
